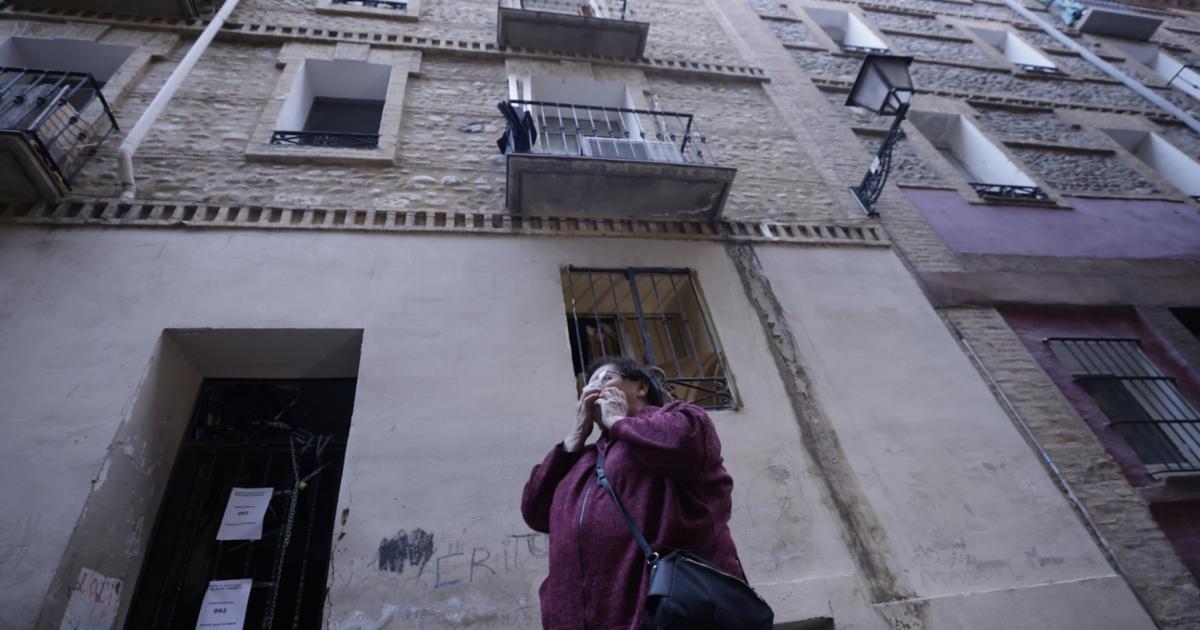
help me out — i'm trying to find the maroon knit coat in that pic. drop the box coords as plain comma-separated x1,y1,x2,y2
520,401,742,630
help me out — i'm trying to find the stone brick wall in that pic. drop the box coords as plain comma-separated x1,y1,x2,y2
863,9,939,31
764,18,815,47
945,307,1200,630
856,131,947,185
1011,148,1162,195
973,106,1101,146
890,34,994,65
1159,123,1200,155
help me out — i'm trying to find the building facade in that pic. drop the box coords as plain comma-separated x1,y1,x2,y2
0,0,1196,629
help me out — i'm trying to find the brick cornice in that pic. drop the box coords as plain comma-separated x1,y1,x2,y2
0,198,890,247
0,4,770,83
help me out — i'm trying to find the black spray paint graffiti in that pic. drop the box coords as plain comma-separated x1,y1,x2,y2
378,528,435,575
432,533,549,589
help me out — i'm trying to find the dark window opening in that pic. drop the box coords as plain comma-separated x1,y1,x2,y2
125,379,357,629
563,267,734,410
1047,338,1200,475
271,97,384,149
1172,307,1200,340
304,97,384,135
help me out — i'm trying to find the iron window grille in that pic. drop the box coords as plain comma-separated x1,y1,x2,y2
498,99,718,166
125,379,357,629
0,66,119,188
1047,338,1200,476
504,0,631,20
331,0,408,7
841,44,889,55
1015,63,1062,75
970,183,1050,201
269,130,380,149
563,267,735,410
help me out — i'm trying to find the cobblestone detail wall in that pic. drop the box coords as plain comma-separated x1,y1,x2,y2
910,65,1155,110
863,9,939,31
973,106,1102,146
1159,123,1200,156
765,19,816,47
855,132,947,185
890,34,993,64
1011,148,1162,195
945,307,1200,630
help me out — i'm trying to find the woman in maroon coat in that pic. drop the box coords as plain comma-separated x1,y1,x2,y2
521,357,743,629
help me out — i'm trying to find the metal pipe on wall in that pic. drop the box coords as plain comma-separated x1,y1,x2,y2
1003,0,1200,137
117,0,242,199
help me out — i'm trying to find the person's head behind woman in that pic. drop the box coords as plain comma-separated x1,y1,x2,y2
585,356,668,410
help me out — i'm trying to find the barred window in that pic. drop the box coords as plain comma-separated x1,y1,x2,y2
1047,338,1200,475
562,267,735,409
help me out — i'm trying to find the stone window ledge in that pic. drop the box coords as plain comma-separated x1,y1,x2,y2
245,43,420,167
314,0,420,22
244,143,396,165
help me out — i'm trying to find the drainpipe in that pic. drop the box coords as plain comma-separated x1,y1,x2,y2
1003,0,1200,137
117,0,242,199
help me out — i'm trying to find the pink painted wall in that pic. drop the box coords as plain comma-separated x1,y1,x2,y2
901,188,1200,259
1001,307,1200,488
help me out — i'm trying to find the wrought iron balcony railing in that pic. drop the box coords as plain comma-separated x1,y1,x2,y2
331,0,408,8
269,130,380,149
497,99,718,166
1016,63,1062,75
841,44,889,55
0,67,118,189
970,182,1051,201
500,0,631,21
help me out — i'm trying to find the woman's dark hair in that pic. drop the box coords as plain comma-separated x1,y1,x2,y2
585,356,668,407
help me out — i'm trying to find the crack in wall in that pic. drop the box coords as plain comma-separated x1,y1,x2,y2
724,242,927,628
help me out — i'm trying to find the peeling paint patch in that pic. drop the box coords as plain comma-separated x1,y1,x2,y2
91,458,110,489
60,568,121,630
378,528,435,574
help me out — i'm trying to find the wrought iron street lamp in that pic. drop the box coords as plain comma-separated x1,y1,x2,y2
845,54,915,216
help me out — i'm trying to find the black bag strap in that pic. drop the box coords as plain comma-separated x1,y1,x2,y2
595,447,659,564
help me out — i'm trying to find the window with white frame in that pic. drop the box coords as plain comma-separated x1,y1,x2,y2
804,8,888,54
271,59,389,149
909,111,1048,201
1102,129,1200,199
506,75,688,163
969,27,1059,74
1048,338,1200,475
316,0,419,20
1111,41,1200,100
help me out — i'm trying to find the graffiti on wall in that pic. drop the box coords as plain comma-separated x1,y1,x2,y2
376,528,548,590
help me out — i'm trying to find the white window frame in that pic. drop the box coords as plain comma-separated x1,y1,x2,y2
246,43,420,165
909,111,1040,190
315,0,419,21
802,6,890,53
1103,128,1200,198
968,26,1060,73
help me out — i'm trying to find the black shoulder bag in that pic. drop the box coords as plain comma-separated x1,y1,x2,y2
595,449,775,630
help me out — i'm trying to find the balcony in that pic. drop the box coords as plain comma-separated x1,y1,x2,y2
0,67,118,201
11,0,212,18
497,100,736,220
496,0,649,59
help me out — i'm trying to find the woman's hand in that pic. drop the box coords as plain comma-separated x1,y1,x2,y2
563,387,601,452
598,387,628,430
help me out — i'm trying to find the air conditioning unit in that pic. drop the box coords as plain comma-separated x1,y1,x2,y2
580,136,683,163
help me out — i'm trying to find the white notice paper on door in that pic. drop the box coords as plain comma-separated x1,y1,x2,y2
196,578,252,629
216,487,273,541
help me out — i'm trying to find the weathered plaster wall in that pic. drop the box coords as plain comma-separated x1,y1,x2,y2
0,225,1155,629
900,187,1200,259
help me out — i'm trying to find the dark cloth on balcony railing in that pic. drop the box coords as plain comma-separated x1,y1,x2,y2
496,101,537,154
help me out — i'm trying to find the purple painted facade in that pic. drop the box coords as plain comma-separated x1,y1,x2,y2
900,187,1200,259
